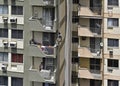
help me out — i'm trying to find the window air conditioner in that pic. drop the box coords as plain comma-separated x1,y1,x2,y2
10,18,17,23
107,68,113,73
3,41,8,48
1,64,7,73
10,42,17,48
2,17,8,23
109,50,113,55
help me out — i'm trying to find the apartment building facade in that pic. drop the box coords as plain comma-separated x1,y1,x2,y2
72,0,120,86
0,0,66,86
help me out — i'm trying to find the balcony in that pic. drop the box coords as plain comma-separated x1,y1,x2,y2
78,68,101,80
78,47,102,58
29,66,56,83
30,0,55,6
78,26,102,37
29,44,56,58
29,19,56,32
78,47,93,58
78,6,102,18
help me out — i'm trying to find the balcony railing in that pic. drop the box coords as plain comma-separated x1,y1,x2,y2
90,69,101,74
30,0,55,6
90,27,101,35
89,48,101,54
90,7,102,15
41,46,54,55
78,6,102,17
29,66,56,83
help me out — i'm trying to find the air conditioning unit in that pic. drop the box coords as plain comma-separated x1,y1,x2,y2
108,27,113,29
10,18,17,23
2,17,8,23
1,64,7,73
10,42,17,48
109,50,113,56
3,41,8,48
107,68,113,73
44,1,49,5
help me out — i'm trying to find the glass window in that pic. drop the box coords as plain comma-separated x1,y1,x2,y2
11,6,23,15
108,80,118,86
0,5,8,14
11,30,23,39
43,32,55,46
0,76,8,86
72,16,79,23
108,59,119,68
108,38,119,47
108,0,118,6
90,80,102,86
0,52,8,62
11,77,23,86
12,53,23,63
90,58,100,73
0,29,8,38
73,0,79,4
42,8,55,26
108,18,119,27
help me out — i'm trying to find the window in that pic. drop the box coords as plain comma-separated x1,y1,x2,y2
11,6,23,15
72,16,79,23
12,53,23,63
108,0,118,6
108,59,119,68
0,76,8,86
90,80,102,86
108,39,119,47
72,37,78,43
90,58,100,73
43,32,55,46
11,77,23,86
73,0,79,4
43,58,55,71
108,18,119,27
0,52,8,62
42,8,55,26
0,29,8,38
11,30,23,39
0,5,8,14
108,80,118,86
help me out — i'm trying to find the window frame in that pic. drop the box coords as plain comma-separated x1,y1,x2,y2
11,77,23,86
108,38,119,47
108,0,119,6
108,79,119,86
0,52,8,62
11,29,23,39
108,59,119,68
11,6,23,15
11,53,23,63
107,18,119,27
0,29,8,38
0,5,8,14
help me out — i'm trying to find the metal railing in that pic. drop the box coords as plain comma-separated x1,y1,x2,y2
90,7,102,15
90,27,101,35
90,69,101,74
43,0,54,5
89,48,101,53
79,25,102,35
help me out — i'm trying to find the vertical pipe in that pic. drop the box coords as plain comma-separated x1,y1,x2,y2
65,0,72,86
